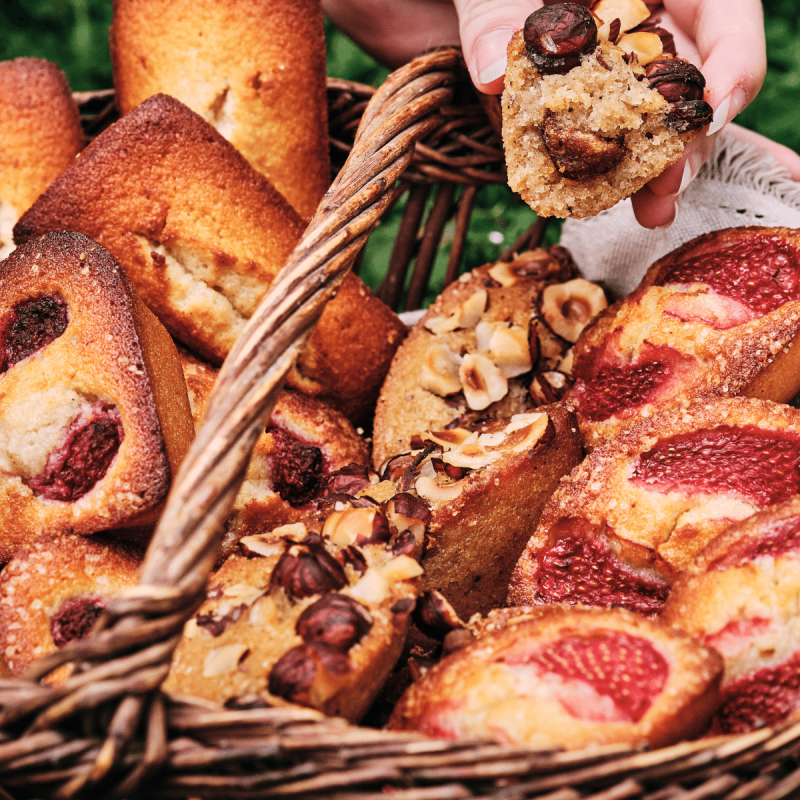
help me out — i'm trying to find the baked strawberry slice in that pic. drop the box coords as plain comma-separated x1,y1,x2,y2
570,339,697,423
0,293,68,373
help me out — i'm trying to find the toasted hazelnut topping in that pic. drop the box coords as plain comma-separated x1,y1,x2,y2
542,278,607,342
424,289,487,334
222,584,264,606
592,0,649,40
558,348,575,375
203,643,249,678
617,31,663,65
508,413,550,452
483,323,533,378
423,428,472,448
271,522,309,541
322,507,376,548
415,475,467,504
420,343,463,396
385,492,430,542
487,249,560,287
381,555,424,582
459,353,508,410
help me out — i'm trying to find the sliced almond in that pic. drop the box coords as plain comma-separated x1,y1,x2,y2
381,554,424,582
415,475,467,504
203,643,249,678
420,342,463,396
459,353,508,410
222,584,264,606
423,428,473,448
509,413,550,453
542,279,607,343
239,535,284,559
617,31,664,65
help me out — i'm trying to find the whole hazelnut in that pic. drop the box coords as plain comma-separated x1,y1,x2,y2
268,642,349,705
645,59,705,103
295,593,372,651
269,535,347,601
523,3,598,75
664,99,714,132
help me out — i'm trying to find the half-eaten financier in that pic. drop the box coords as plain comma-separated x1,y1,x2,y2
502,1,713,218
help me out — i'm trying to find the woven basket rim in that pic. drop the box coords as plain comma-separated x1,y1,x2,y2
0,47,796,799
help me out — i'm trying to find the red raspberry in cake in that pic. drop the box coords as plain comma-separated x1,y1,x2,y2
0,231,194,560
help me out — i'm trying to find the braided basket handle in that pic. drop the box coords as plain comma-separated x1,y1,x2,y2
0,48,464,797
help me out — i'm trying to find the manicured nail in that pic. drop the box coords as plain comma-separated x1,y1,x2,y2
707,88,745,136
674,148,706,196
476,29,515,85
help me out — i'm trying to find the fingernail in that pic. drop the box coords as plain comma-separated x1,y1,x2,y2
673,148,706,196
656,196,681,229
476,29,515,85
707,87,745,136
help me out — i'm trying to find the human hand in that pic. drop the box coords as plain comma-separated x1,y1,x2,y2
324,0,786,227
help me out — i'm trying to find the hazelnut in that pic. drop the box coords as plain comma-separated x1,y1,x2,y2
487,249,559,287
202,643,249,678
414,474,467,504
384,491,431,543
541,278,607,342
324,464,379,497
420,342,463,397
381,554,424,582
530,370,572,405
592,0,649,41
617,31,663,65
459,353,508,410
414,590,465,638
664,99,714,132
542,113,626,181
523,4,598,75
296,593,372,651
322,507,390,548
645,59,705,102
268,643,349,706
476,321,532,378
269,535,347,601
424,289,487,335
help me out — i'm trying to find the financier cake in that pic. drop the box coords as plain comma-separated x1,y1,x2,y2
0,57,84,259
663,496,800,734
0,231,194,560
372,247,605,466
0,533,141,683
502,2,712,218
389,606,722,750
568,226,800,448
508,397,800,615
111,0,330,219
164,508,426,722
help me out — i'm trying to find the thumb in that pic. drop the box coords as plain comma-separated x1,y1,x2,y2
454,0,541,94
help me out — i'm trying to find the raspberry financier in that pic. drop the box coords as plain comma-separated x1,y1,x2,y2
389,607,722,750
0,534,140,683
509,397,800,615
502,2,712,218
664,496,800,734
0,231,194,560
569,227,800,447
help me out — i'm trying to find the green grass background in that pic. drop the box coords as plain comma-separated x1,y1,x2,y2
1,0,798,303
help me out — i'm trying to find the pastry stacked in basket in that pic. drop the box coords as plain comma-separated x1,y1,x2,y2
1,0,800,760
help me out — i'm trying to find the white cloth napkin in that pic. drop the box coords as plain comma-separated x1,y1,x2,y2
560,132,800,299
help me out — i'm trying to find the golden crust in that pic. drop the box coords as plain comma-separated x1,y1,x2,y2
14,93,306,365
510,397,800,604
0,58,84,218
389,606,722,750
571,227,800,448
0,533,141,682
502,34,693,219
0,231,193,559
287,271,407,426
110,0,330,220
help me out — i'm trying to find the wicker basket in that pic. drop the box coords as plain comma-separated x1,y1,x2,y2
3,48,800,799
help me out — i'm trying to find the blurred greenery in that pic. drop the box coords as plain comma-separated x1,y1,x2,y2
0,1,798,303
